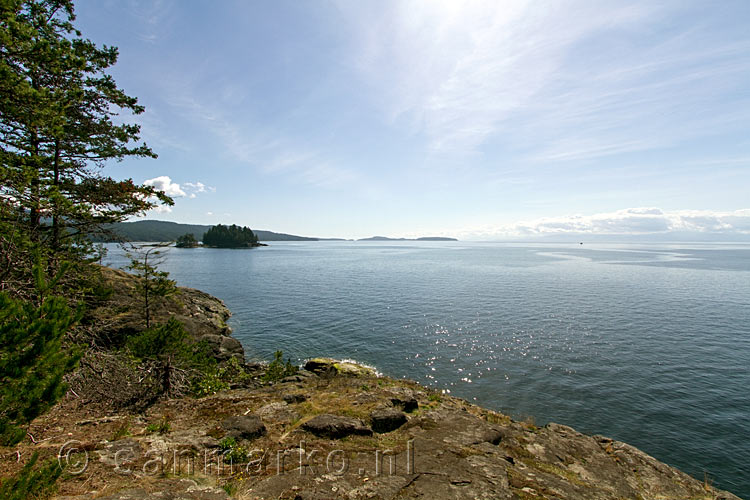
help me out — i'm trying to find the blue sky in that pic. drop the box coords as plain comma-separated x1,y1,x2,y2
75,0,750,240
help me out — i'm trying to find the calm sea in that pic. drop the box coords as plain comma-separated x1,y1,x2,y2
105,241,750,497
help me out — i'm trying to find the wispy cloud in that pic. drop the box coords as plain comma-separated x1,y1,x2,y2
341,1,657,153
130,0,174,44
459,208,750,239
162,85,363,190
341,1,750,162
183,181,215,198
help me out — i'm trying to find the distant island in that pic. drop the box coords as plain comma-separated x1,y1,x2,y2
358,236,458,241
201,224,264,248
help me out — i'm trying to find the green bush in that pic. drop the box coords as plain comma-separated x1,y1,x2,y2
192,369,230,397
218,436,249,463
261,350,298,383
145,417,171,435
125,318,218,397
125,319,261,399
0,292,81,446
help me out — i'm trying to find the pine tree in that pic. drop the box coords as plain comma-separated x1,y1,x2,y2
0,266,81,446
125,243,176,329
0,0,172,294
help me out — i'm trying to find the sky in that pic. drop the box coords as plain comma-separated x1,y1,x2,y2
74,0,750,240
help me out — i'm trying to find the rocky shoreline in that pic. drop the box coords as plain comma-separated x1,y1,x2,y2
0,274,741,499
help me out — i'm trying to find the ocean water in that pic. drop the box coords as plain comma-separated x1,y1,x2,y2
104,241,750,497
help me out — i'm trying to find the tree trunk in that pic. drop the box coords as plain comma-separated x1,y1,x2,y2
51,140,61,252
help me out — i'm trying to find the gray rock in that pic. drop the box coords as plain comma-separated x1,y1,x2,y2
93,480,231,500
301,414,373,438
199,334,244,363
257,402,300,424
283,393,307,404
391,397,419,412
303,358,376,377
221,414,266,440
98,438,140,468
371,408,408,433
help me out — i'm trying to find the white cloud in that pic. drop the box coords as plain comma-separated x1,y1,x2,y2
177,181,215,199
184,181,214,193
459,208,750,239
150,204,173,214
144,176,186,197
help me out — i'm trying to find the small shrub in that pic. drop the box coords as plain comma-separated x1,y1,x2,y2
224,446,249,464
125,319,224,398
145,417,171,435
221,356,254,384
192,369,230,397
261,350,298,383
222,481,238,496
218,436,237,451
218,437,248,463
428,393,442,403
110,421,131,441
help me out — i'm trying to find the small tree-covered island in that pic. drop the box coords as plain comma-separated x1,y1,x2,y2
174,233,199,248
202,224,265,248
175,226,266,248
0,1,743,499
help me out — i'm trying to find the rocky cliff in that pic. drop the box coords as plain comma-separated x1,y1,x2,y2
89,266,245,363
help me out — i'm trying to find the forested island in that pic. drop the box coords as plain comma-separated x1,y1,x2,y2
201,224,263,248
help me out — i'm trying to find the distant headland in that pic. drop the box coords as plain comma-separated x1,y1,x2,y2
358,236,458,241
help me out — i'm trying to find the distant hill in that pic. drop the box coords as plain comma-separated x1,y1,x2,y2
91,220,320,242
358,236,458,241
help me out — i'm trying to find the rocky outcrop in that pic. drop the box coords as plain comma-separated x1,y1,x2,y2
63,267,249,411
304,357,376,377
14,357,741,500
370,407,407,433
221,415,266,440
302,414,373,439
89,266,240,359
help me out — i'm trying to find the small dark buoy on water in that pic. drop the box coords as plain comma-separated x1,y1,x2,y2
579,242,583,245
